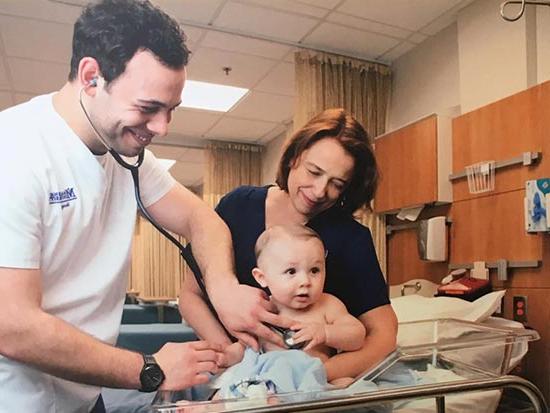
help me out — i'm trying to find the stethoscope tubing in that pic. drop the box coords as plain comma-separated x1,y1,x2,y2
80,88,297,348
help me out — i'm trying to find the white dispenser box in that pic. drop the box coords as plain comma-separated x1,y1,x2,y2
417,216,447,262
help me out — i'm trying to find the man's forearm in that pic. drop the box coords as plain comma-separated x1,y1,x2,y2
179,283,233,346
186,205,236,289
1,308,142,388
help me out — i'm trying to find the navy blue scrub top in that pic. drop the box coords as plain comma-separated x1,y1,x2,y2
215,186,390,318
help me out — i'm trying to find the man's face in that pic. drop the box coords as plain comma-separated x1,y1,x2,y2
89,50,185,157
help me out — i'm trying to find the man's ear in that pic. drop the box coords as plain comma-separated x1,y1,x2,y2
252,268,268,288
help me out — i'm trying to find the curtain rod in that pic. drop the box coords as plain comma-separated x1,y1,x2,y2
179,18,389,67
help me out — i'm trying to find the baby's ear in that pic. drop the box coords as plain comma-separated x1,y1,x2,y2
252,267,268,288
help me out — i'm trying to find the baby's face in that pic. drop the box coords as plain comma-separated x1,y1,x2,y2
258,237,325,310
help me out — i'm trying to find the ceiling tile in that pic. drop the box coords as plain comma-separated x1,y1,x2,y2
326,12,413,40
304,23,400,60
205,116,278,141
256,122,290,144
149,144,205,164
152,0,225,24
337,0,464,32
148,144,190,161
255,62,295,96
420,0,476,35
297,0,342,9
176,147,205,163
409,32,429,44
200,31,291,60
0,91,14,111
237,0,329,18
213,1,319,42
187,47,277,88
8,58,68,94
229,91,293,122
14,93,36,105
181,26,206,51
378,41,416,62
0,16,72,64
0,0,82,25
0,58,10,88
168,108,221,137
169,161,204,186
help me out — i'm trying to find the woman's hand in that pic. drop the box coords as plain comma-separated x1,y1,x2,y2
289,321,327,350
221,341,245,368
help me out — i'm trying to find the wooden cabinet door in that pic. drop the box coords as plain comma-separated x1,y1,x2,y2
374,115,438,213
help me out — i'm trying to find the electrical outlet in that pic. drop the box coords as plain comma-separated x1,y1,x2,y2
513,296,528,323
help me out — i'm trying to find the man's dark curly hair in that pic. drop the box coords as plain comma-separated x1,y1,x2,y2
68,0,189,85
276,108,378,214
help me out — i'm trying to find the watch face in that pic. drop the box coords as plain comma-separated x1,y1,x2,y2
141,363,165,391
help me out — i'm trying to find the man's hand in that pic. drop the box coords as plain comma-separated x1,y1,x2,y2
289,321,327,351
154,341,224,390
207,280,293,351
221,341,245,368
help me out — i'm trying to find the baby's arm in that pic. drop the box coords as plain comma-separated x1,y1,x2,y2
322,294,366,351
290,294,366,352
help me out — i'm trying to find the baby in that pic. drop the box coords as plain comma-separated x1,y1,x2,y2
215,224,366,398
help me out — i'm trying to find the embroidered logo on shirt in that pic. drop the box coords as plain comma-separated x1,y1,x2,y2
49,187,77,205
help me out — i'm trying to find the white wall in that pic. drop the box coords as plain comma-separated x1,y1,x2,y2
537,6,550,83
389,0,550,127
389,23,460,130
457,0,532,113
261,128,289,185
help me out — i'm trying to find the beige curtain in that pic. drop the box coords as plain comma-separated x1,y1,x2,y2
294,50,391,276
203,140,263,207
128,216,186,299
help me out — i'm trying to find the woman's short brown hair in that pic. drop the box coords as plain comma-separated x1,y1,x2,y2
275,108,378,214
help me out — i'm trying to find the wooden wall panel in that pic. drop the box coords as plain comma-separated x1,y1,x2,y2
450,190,543,264
501,288,550,402
375,115,437,212
452,80,550,202
490,234,550,289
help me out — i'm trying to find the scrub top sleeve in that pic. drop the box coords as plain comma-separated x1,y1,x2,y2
340,225,390,316
214,186,247,223
137,149,177,208
0,162,43,269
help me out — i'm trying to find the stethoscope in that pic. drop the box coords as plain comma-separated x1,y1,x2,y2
79,79,302,350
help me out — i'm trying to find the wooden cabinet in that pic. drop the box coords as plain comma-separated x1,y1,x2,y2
374,114,452,213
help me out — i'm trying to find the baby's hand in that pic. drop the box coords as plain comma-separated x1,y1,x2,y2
289,322,327,351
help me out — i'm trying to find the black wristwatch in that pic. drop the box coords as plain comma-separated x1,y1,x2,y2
139,354,165,392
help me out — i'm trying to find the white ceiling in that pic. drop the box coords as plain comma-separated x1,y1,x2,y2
0,0,474,187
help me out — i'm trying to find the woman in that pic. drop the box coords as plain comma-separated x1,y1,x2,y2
180,108,397,382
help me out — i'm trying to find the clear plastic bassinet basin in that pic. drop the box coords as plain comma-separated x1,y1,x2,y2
150,318,542,413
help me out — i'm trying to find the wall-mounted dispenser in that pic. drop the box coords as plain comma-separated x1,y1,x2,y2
417,216,447,262
524,178,550,232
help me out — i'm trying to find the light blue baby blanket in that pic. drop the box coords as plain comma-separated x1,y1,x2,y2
214,348,327,399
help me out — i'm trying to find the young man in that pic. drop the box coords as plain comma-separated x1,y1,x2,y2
0,1,287,411
216,225,366,398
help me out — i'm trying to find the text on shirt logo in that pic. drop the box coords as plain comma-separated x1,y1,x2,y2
49,187,77,205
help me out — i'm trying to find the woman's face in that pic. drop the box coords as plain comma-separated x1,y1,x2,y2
287,137,355,218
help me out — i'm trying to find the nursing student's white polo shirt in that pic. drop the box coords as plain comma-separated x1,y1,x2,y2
0,94,175,412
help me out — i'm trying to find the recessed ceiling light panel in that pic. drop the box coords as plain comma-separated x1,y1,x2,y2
180,80,249,112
